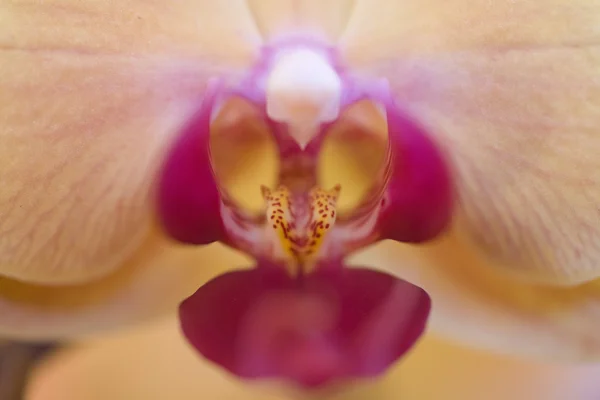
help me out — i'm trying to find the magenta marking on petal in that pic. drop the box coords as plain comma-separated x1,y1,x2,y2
156,83,224,244
179,260,431,388
379,100,454,243
335,268,430,375
179,265,289,377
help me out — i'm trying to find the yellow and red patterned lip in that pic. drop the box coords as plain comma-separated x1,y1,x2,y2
156,38,451,388
260,184,341,277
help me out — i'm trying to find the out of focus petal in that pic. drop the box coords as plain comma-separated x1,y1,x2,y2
0,228,251,340
338,0,600,361
381,335,600,400
1,1,260,62
372,46,600,285
351,234,600,361
340,0,600,61
0,1,261,284
246,0,355,43
1,54,203,284
340,0,600,285
26,318,600,400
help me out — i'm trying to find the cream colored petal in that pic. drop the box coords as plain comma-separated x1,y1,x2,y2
246,0,355,43
1,0,260,62
0,229,251,340
340,0,600,61
351,235,600,361
0,1,261,284
26,319,286,400
366,47,600,286
340,1,600,284
340,0,600,361
382,335,600,400
1,53,202,284
25,318,600,400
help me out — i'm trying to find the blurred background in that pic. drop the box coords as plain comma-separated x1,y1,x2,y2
2,317,600,400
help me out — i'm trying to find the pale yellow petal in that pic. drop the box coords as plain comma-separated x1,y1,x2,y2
340,0,600,61
1,0,260,62
371,47,600,285
0,228,251,340
26,320,284,400
351,235,600,361
0,1,261,284
1,53,202,284
382,335,600,400
340,0,600,361
247,0,355,43
25,318,600,400
341,1,600,284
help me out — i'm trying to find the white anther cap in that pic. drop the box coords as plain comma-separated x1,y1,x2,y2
266,48,342,149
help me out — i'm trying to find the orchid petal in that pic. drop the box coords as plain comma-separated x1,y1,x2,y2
246,0,355,43
179,262,429,387
26,320,600,400
338,0,600,362
340,0,600,62
0,0,264,338
0,231,251,339
0,53,202,285
341,1,600,285
1,1,261,62
0,1,259,284
375,48,600,285
352,236,600,360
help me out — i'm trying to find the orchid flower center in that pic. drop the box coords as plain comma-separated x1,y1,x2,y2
157,37,453,388
205,41,406,277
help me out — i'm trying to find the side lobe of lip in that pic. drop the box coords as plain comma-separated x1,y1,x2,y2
156,89,224,245
379,100,453,243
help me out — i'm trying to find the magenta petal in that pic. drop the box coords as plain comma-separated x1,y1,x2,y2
179,262,431,388
156,87,224,244
380,101,453,242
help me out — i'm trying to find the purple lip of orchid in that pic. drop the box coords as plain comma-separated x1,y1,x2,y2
157,38,453,389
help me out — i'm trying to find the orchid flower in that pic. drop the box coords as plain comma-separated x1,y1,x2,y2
1,0,600,391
